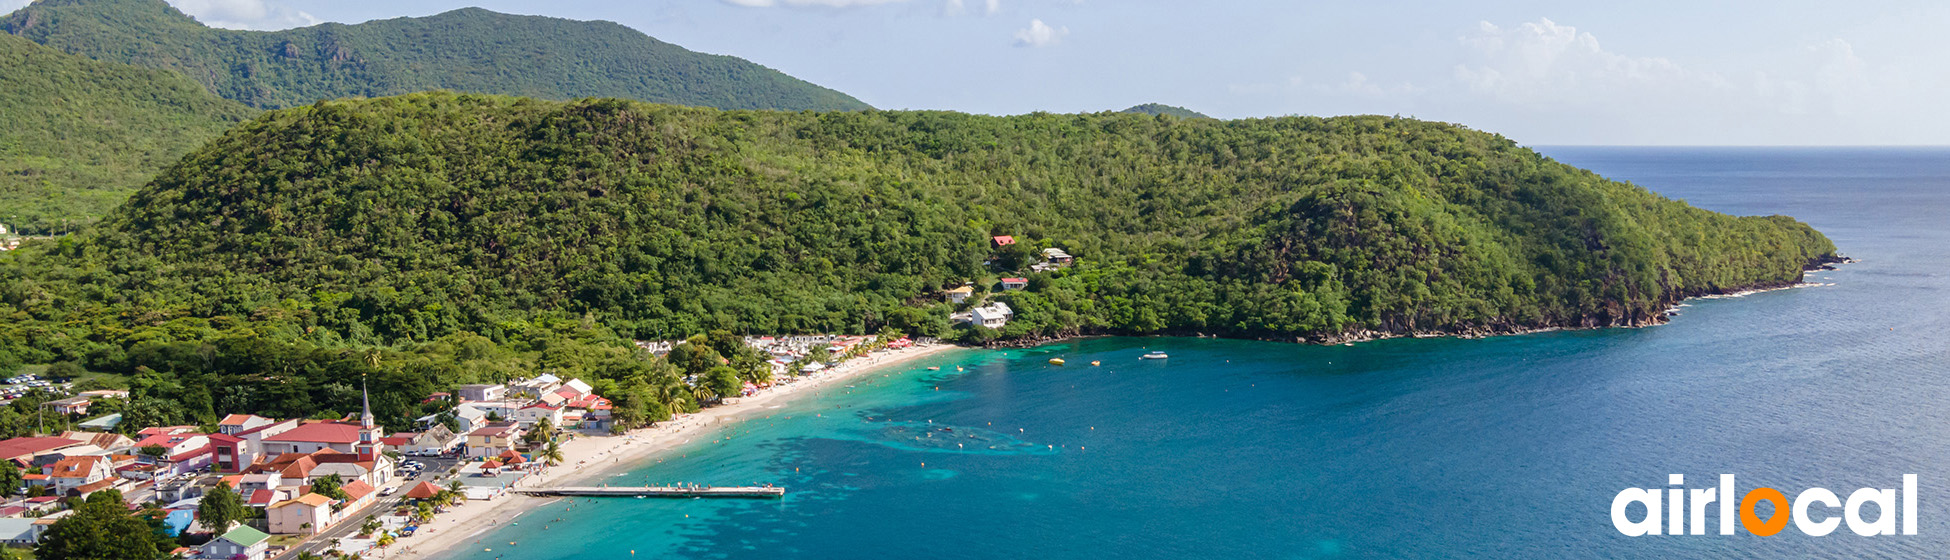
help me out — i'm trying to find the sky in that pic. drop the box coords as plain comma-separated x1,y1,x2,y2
5,0,1947,145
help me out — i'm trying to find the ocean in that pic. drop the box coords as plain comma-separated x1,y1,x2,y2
441,147,1950,559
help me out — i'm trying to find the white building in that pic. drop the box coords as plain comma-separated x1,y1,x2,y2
970,302,1013,329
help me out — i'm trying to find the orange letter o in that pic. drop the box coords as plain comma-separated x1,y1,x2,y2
1740,488,1791,536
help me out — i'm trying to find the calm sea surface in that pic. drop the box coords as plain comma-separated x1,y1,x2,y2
443,147,1950,559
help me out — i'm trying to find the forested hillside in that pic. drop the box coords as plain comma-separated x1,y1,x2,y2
1,0,871,112
0,0,872,234
0,33,254,234
0,93,1835,431
1122,103,1209,119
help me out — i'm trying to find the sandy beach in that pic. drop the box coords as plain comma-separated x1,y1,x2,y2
386,342,961,559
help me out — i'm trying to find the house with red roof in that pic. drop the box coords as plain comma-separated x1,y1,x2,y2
999,277,1029,291
992,235,1016,247
0,437,84,466
45,456,113,496
465,422,523,459
132,429,212,477
514,401,564,428
246,449,393,487
260,420,384,461
209,416,298,473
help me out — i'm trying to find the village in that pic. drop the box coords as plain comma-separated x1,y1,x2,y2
0,330,944,559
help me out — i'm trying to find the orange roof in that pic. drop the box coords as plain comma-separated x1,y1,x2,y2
272,493,333,509
404,481,442,500
48,456,106,478
75,479,116,493
218,414,256,426
480,459,503,469
341,480,375,501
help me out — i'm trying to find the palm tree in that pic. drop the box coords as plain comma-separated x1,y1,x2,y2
541,440,565,466
689,383,717,406
654,380,688,417
447,480,464,493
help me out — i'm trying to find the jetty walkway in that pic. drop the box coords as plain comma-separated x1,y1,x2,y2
515,486,785,499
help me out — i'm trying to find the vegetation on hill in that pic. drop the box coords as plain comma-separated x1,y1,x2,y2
0,93,1836,431
2,0,871,112
0,0,873,234
1122,103,1209,119
0,33,254,234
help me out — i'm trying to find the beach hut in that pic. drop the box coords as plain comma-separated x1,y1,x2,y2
403,481,442,501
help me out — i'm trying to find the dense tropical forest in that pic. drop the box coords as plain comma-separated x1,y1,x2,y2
0,0,871,234
2,0,870,112
0,33,255,234
1122,103,1210,119
0,92,1835,432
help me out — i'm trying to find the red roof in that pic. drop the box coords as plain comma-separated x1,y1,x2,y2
263,422,364,444
25,496,60,504
1001,277,1027,283
0,437,80,459
342,480,376,501
206,433,243,445
218,414,257,426
404,481,442,500
480,459,503,469
992,235,1016,246
246,489,277,506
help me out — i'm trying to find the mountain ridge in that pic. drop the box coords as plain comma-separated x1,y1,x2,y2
0,0,872,111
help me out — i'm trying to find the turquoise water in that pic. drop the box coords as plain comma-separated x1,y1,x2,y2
444,148,1950,558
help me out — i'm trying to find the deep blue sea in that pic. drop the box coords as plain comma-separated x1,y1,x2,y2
444,147,1950,559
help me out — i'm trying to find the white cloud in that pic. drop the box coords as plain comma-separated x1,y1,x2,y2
167,0,319,30
1013,18,1066,47
943,0,998,17
0,0,29,14
723,0,910,7
1451,18,1723,107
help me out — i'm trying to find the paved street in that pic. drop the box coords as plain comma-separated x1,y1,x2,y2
278,455,462,558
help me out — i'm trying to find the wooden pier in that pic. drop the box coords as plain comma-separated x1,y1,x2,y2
515,486,785,499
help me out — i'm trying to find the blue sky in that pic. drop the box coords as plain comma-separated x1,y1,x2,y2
8,0,1945,145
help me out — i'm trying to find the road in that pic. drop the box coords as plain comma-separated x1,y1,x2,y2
278,455,462,558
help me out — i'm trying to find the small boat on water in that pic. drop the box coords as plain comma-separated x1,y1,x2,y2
1090,361,1101,366
1049,358,1066,365
927,366,941,371
1140,351,1169,360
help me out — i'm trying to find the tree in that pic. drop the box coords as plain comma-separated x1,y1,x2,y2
541,440,564,466
35,491,162,560
359,516,381,538
703,366,742,402
0,461,21,496
311,474,348,501
45,361,85,380
196,483,247,535
525,417,556,445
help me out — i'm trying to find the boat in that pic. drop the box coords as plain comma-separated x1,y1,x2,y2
926,366,940,371
1049,358,1066,365
1090,361,1101,366
1140,351,1169,360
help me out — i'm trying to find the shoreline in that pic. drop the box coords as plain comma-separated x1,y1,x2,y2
392,342,962,559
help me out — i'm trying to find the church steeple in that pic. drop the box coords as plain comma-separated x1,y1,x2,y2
361,374,375,429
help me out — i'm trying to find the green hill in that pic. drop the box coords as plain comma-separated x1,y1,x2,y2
2,0,872,112
0,32,255,234
1123,103,1209,119
0,92,1836,430
2,92,1835,344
